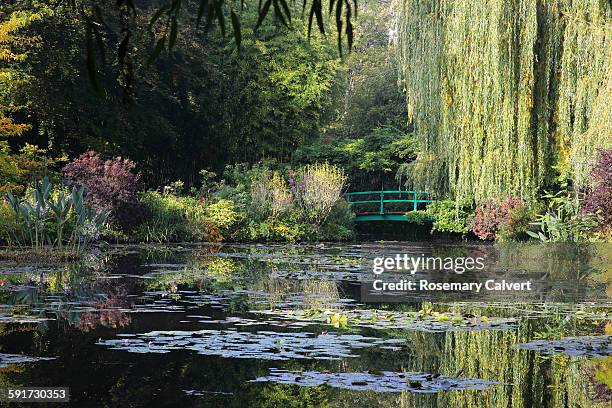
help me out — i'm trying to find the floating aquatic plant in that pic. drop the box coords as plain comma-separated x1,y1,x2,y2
96,329,405,360
250,368,498,393
0,353,55,368
515,335,612,358
254,308,517,333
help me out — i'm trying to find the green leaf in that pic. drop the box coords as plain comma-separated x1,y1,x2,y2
147,37,166,65
214,0,226,36
169,17,178,50
196,0,208,26
272,0,288,27
255,0,273,30
149,4,169,31
231,10,241,50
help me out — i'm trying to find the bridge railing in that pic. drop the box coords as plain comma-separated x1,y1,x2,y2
344,190,431,215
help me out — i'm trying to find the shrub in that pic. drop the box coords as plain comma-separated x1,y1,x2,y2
0,199,20,245
405,210,429,225
205,199,241,240
183,196,210,241
270,172,293,218
248,170,273,221
248,169,294,221
194,169,221,199
497,205,536,241
425,199,473,235
0,142,64,195
135,191,193,243
291,163,347,226
317,199,355,241
63,151,141,229
528,191,598,242
136,191,240,243
583,149,612,228
245,219,306,243
469,197,524,240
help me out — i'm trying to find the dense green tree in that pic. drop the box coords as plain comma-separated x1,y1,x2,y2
3,1,341,188
293,0,412,190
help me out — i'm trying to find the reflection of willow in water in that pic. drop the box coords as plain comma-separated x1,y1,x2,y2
301,280,341,308
255,277,341,309
496,243,609,280
397,322,595,408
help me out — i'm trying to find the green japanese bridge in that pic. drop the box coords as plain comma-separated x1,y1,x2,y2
344,190,431,222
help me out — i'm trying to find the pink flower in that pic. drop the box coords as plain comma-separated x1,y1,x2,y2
288,169,294,174
288,179,294,184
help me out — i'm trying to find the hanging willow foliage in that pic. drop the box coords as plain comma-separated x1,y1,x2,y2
396,0,611,203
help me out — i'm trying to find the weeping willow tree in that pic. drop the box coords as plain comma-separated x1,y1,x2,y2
396,0,611,202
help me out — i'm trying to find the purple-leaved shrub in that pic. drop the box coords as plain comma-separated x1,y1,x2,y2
583,149,612,227
63,151,142,229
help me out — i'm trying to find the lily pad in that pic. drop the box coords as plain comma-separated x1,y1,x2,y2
515,335,612,358
96,329,405,360
0,353,55,368
254,308,516,333
250,368,498,393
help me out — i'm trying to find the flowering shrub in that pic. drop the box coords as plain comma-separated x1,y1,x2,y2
290,163,347,226
248,169,273,220
63,151,141,228
470,197,524,240
270,172,293,218
583,149,612,227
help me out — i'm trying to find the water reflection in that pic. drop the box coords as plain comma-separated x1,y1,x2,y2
0,242,609,407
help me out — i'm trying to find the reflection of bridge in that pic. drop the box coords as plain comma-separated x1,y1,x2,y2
344,190,432,222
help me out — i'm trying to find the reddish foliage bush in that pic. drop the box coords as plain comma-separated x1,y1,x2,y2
63,151,142,228
583,149,612,226
470,197,523,240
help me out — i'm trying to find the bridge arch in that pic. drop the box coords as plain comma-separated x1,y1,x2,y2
344,190,431,222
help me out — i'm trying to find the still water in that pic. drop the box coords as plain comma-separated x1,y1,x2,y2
0,242,610,407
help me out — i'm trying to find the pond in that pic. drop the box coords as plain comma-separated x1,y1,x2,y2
0,242,610,407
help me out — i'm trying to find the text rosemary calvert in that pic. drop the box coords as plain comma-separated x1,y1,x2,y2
372,254,532,292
